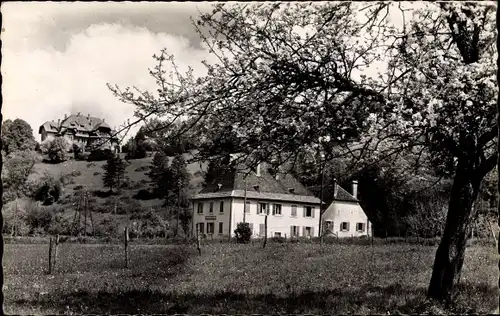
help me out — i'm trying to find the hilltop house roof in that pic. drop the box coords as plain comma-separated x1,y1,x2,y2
193,162,321,204
39,113,117,138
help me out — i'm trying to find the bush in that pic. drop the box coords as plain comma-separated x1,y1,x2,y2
47,212,72,235
41,137,70,163
130,210,167,238
133,189,154,200
26,204,55,233
234,222,252,243
94,218,119,238
87,149,114,162
34,175,63,205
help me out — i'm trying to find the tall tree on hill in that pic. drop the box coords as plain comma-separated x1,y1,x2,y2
102,154,126,193
1,118,37,156
109,2,497,303
147,151,172,198
169,154,191,236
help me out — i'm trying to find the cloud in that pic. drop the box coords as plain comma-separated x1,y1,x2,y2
2,3,216,143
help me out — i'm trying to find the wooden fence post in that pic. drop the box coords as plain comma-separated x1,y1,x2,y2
197,231,202,256
262,215,268,249
48,237,53,275
124,227,129,268
53,234,60,272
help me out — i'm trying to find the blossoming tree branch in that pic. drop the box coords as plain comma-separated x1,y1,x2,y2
107,2,497,303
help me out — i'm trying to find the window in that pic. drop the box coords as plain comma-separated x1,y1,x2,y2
272,204,282,216
356,223,365,232
341,222,349,231
259,203,268,215
303,226,313,237
198,223,205,234
245,201,251,213
209,202,214,213
207,222,215,234
274,232,282,237
219,222,224,234
290,225,299,237
291,205,297,217
219,201,224,213
197,203,204,214
304,206,314,218
324,221,334,232
259,223,266,236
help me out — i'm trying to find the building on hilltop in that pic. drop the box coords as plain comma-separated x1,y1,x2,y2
39,112,119,152
191,161,322,239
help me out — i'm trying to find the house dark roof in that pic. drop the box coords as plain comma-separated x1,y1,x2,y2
39,114,114,135
193,162,321,204
308,183,359,203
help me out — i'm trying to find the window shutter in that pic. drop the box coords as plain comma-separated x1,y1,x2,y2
272,204,275,215
312,208,315,218
290,226,293,237
302,226,306,237
303,207,306,218
347,222,350,231
259,224,265,236
311,227,315,237
257,204,260,214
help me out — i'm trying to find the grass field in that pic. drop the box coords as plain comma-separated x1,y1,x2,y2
3,241,498,314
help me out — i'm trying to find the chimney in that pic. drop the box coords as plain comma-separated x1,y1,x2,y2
64,113,67,120
256,163,261,177
333,178,337,199
87,114,90,119
57,119,60,127
352,180,358,199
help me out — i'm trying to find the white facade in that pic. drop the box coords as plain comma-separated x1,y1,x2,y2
192,197,321,239
321,201,372,237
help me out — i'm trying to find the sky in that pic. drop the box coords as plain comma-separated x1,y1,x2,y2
2,2,217,142
2,2,434,144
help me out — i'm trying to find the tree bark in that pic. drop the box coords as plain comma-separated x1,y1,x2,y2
427,158,481,303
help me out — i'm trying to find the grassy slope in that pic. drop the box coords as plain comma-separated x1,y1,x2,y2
3,242,497,314
27,153,207,229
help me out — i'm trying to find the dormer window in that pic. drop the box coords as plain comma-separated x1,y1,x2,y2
288,188,295,194
253,185,260,191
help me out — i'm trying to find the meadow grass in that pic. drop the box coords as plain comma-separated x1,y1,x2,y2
3,241,498,315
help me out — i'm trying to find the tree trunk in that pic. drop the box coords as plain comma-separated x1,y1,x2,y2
427,160,481,303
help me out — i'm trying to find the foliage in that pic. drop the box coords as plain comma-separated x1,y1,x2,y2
102,154,127,192
41,137,70,163
124,131,148,160
147,151,172,198
234,222,252,243
2,199,31,236
2,150,40,203
130,209,168,238
109,2,497,303
33,173,63,206
25,203,56,233
87,149,114,162
169,154,191,201
1,118,37,155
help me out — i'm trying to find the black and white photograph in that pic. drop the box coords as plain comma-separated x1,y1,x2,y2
1,1,498,314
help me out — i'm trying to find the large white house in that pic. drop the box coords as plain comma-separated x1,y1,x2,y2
191,162,322,239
